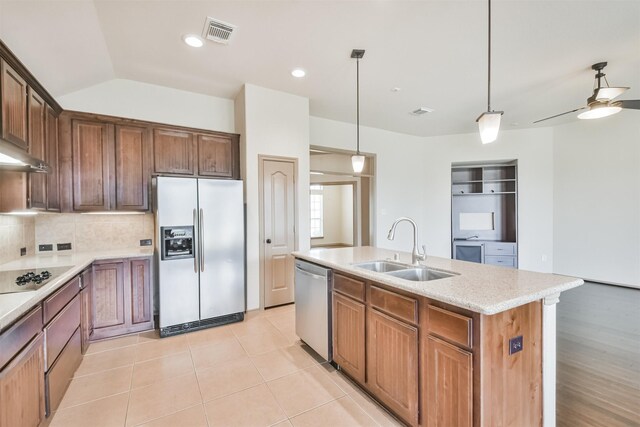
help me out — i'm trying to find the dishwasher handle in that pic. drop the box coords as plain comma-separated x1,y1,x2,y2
294,266,327,281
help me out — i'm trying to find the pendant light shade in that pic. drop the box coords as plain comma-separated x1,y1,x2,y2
477,0,503,144
577,103,622,120
351,49,365,173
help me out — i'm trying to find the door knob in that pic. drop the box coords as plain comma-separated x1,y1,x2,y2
266,239,272,244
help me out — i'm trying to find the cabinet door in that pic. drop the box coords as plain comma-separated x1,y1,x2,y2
153,128,194,175
0,333,45,427
72,119,114,211
27,89,46,209
45,106,60,211
91,262,125,338
115,125,150,211
367,309,419,426
0,60,28,149
80,269,93,354
332,292,366,384
129,258,152,327
197,133,238,178
424,336,472,427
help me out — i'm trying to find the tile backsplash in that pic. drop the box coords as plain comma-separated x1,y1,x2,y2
0,215,36,264
35,213,154,253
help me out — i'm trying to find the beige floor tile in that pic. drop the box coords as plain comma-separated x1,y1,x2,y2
74,346,136,377
231,316,282,338
267,365,345,417
318,363,362,395
204,384,286,427
136,404,208,427
126,373,202,426
265,310,295,329
237,329,291,356
137,330,161,343
348,387,404,427
134,334,189,362
58,365,132,409
132,351,194,389
290,396,379,427
264,304,295,317
251,345,319,381
186,325,234,349
86,335,139,355
190,336,247,372
196,356,264,402
48,392,129,427
271,421,293,427
275,323,303,346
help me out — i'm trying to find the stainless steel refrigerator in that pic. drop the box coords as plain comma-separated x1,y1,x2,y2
154,176,245,337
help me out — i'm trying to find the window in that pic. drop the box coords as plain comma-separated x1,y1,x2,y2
310,185,324,238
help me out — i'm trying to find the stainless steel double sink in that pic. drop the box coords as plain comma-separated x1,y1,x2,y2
352,260,457,282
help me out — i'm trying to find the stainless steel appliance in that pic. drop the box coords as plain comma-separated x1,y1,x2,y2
155,177,245,337
0,266,72,295
294,259,332,361
453,240,485,263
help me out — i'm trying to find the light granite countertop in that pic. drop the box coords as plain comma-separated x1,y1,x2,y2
293,246,584,315
0,248,153,332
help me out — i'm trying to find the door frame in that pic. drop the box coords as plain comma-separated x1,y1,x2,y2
309,181,357,248
258,155,298,309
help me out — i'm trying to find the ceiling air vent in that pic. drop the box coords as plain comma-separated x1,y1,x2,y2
411,107,434,116
202,17,237,44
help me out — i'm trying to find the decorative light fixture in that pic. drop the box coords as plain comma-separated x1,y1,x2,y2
183,34,204,47
577,102,622,120
351,49,365,173
476,0,503,144
291,68,306,78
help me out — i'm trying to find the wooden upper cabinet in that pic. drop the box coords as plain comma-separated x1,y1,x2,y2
0,59,28,149
332,292,366,384
197,133,238,178
27,89,46,210
115,125,150,211
153,128,195,175
71,119,114,211
45,106,60,211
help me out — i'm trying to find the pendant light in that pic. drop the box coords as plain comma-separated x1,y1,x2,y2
351,49,366,173
476,0,503,144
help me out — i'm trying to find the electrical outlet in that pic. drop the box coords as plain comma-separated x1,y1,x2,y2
39,244,53,252
509,335,524,355
57,243,72,251
140,239,152,247
20,247,26,256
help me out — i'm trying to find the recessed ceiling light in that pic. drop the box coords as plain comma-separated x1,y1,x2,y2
391,87,401,92
183,34,204,48
291,68,306,78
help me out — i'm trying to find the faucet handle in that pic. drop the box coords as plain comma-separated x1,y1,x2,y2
419,245,427,260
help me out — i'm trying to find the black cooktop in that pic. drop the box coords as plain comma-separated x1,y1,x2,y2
0,266,73,295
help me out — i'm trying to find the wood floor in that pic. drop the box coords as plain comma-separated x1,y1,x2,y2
556,282,640,427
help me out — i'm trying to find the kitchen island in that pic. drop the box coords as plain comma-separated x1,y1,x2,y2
293,246,583,427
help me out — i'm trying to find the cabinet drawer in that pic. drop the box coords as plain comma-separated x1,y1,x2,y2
0,305,43,370
334,273,365,302
45,295,80,370
43,276,80,324
46,327,81,414
484,242,517,256
370,285,418,325
427,305,473,348
485,255,516,268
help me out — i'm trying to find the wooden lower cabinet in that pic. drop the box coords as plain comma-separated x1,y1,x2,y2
80,268,94,354
0,332,45,427
424,336,472,427
46,328,81,414
367,308,419,426
332,291,366,383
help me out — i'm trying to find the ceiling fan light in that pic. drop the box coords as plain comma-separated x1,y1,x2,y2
594,87,629,101
577,104,622,120
351,155,365,173
476,111,503,144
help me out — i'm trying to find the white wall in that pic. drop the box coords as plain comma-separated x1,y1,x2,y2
236,84,310,310
57,79,235,133
553,112,640,287
312,184,353,247
340,185,354,245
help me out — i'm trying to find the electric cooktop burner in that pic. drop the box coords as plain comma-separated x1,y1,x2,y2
0,266,73,295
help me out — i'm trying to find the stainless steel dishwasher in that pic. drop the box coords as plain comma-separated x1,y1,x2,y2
294,259,332,361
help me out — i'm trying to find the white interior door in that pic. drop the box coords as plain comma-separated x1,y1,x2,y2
262,159,296,308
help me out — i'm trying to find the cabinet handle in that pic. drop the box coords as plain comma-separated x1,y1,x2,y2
199,208,204,272
193,208,198,273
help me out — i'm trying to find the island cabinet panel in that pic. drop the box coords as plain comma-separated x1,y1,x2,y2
426,305,473,349
153,128,195,175
0,59,28,149
0,332,45,427
197,133,238,178
367,308,419,426
115,125,151,211
71,119,114,211
369,285,418,325
332,291,366,383
424,336,473,427
45,106,60,211
92,261,125,334
334,273,365,302
27,88,46,209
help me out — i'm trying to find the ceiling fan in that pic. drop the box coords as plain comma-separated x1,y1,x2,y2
534,62,640,123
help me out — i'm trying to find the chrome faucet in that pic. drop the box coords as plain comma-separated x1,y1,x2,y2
387,217,426,265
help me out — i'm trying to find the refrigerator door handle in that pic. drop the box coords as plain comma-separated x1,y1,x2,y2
193,208,199,273
199,208,205,272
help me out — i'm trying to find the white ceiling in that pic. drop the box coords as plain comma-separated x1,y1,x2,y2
0,0,638,137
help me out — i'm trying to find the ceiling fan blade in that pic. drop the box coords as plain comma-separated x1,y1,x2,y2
620,99,640,110
533,107,586,124
595,87,629,101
